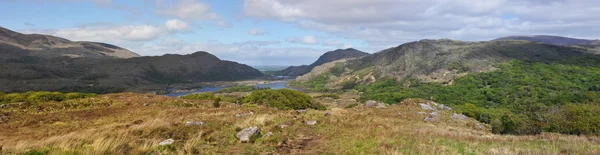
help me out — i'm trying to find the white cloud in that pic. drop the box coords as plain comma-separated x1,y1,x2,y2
244,0,600,52
34,24,164,42
154,0,220,20
287,36,318,44
165,19,191,31
249,28,266,35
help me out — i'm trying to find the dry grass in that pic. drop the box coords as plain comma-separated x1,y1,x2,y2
0,93,598,154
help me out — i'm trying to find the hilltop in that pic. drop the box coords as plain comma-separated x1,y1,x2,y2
276,48,369,76
494,35,600,46
0,26,139,59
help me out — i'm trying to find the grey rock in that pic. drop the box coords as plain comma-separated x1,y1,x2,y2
264,132,273,137
159,139,174,146
237,126,260,143
185,121,206,126
365,100,377,108
235,112,254,117
419,103,436,110
424,116,436,123
279,124,289,129
417,112,427,115
452,113,469,120
306,120,317,125
430,111,440,117
296,109,307,114
324,112,332,116
375,102,386,108
476,124,485,130
439,104,452,110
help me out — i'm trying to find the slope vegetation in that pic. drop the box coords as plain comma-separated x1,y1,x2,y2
276,48,369,76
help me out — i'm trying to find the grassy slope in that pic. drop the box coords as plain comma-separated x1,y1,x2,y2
1,93,599,154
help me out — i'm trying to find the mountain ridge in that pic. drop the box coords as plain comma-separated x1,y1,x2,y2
276,48,369,76
0,26,139,59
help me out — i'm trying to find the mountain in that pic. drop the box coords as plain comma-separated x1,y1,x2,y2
295,39,600,89
0,26,139,59
276,48,369,76
0,51,264,93
493,35,599,46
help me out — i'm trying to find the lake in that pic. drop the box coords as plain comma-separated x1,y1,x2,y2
165,79,293,97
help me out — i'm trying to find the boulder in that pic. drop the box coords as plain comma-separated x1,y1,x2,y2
264,132,273,137
424,116,436,123
235,112,254,117
296,109,307,114
279,124,289,129
430,111,440,117
324,112,332,116
452,113,469,120
416,112,427,115
365,100,377,108
440,105,452,110
306,120,317,125
375,102,386,108
237,126,261,143
159,139,174,146
185,121,206,126
419,103,436,110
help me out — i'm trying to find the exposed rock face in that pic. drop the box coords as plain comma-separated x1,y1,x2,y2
0,26,138,59
277,48,369,76
159,139,174,146
365,100,377,108
237,126,260,143
452,113,469,120
424,116,436,123
420,104,436,110
185,121,206,126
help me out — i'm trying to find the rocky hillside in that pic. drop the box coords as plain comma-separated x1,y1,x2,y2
294,39,600,89
494,35,600,46
0,51,264,93
276,48,369,76
0,26,139,59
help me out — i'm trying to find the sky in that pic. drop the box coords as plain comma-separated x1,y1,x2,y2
1,0,599,66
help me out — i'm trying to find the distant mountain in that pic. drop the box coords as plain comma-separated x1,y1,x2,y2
295,39,600,88
0,51,264,93
493,35,599,46
276,48,369,76
0,26,139,59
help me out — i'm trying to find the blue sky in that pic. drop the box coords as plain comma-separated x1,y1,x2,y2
1,0,599,65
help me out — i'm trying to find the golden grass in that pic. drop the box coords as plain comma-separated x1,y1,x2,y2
0,93,598,154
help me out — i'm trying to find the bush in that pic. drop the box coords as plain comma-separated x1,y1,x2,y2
212,98,221,108
181,93,218,100
0,91,95,104
315,94,340,99
345,103,359,109
216,86,259,93
243,89,325,110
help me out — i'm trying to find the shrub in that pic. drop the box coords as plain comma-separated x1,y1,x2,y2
212,98,221,108
216,86,259,93
345,103,359,109
315,94,340,99
25,91,65,103
243,89,325,110
181,93,218,100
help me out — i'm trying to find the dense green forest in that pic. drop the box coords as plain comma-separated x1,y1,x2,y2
355,60,600,135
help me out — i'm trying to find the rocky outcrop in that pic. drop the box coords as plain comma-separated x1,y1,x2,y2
237,126,261,143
